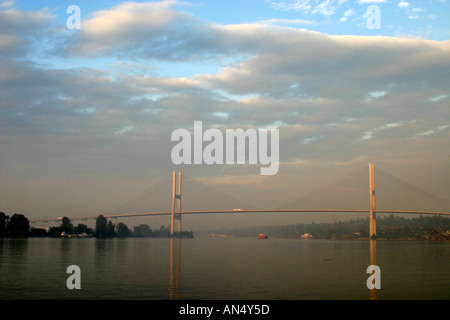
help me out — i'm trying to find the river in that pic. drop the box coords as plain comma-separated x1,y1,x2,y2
0,237,449,300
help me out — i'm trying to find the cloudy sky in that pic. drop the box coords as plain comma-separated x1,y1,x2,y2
0,0,448,228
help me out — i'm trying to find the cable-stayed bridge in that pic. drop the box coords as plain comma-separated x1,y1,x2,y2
30,164,449,238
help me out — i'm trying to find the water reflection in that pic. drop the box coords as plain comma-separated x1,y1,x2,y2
0,238,29,261
369,239,379,300
169,238,181,299
167,238,381,300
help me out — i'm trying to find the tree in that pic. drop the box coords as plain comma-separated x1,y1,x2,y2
0,212,7,237
117,222,130,237
61,217,73,234
106,221,115,237
138,224,152,237
6,213,29,238
74,223,91,234
95,215,108,238
48,226,63,237
159,225,170,237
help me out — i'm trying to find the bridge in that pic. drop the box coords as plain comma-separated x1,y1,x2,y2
30,163,449,238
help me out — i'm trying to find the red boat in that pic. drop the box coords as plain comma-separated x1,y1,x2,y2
257,233,268,239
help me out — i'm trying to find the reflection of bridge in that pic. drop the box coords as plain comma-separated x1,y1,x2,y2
31,164,449,238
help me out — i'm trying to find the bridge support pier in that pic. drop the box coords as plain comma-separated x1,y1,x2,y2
171,171,182,236
369,163,377,239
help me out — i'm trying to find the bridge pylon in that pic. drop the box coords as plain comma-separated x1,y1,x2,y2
171,171,182,236
369,163,377,239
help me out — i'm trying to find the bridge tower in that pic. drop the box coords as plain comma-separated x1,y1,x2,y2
369,163,377,239
171,171,182,236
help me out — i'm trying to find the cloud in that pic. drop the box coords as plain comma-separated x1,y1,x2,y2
271,0,363,17
0,0,15,8
198,34,449,105
59,1,226,61
429,94,448,102
2,4,449,154
406,7,426,19
259,18,318,25
359,122,405,141
271,0,313,13
0,7,54,57
344,8,355,16
312,0,339,15
414,130,434,137
60,2,323,63
356,0,388,4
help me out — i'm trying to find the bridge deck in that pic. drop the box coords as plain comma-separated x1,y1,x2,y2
30,209,450,223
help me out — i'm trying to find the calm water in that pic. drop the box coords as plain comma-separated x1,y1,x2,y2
0,237,449,300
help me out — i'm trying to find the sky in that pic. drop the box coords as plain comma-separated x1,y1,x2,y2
0,0,449,230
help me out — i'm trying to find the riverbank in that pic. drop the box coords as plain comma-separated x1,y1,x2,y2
201,215,450,241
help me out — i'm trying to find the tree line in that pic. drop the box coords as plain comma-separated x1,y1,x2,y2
0,212,30,238
93,215,192,238
0,212,193,238
206,215,450,240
